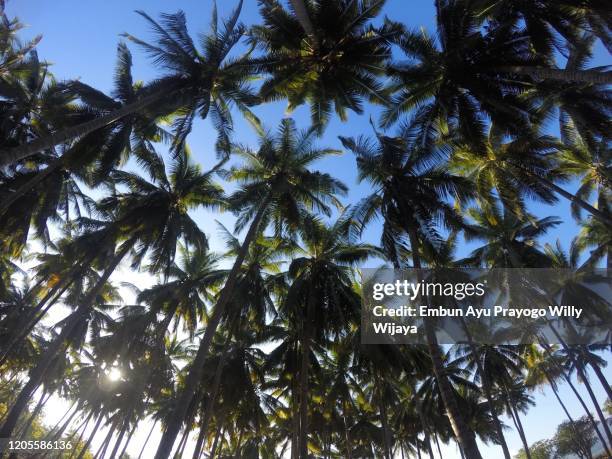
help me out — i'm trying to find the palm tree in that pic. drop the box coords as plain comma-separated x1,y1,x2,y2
463,205,560,268
0,152,223,438
341,129,484,458
251,0,401,130
154,118,346,458
0,1,258,166
281,214,378,457
0,8,42,80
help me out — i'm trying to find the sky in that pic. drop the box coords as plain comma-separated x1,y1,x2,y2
5,1,612,458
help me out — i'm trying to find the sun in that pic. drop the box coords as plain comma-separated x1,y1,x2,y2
106,367,122,382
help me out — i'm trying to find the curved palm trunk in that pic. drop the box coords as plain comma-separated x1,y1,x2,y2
459,317,512,459
0,91,168,167
408,228,483,459
153,194,272,459
498,66,612,84
0,242,131,439
46,400,79,441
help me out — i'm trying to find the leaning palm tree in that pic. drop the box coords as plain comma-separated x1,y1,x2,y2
341,128,485,458
154,118,346,458
0,1,258,166
251,0,401,131
0,151,224,438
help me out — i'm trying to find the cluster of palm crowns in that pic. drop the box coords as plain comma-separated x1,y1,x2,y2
0,0,610,458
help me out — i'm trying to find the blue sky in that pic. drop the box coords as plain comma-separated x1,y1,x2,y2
7,1,612,458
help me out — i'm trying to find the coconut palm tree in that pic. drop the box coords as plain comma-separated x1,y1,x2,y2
341,128,484,458
0,1,258,166
154,117,346,458
251,0,401,131
281,214,378,457
0,151,224,438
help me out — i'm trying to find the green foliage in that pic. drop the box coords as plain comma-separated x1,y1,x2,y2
514,439,554,459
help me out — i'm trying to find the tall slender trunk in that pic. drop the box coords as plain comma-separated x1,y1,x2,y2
174,427,190,459
298,294,313,458
407,228,483,459
153,194,271,459
378,382,392,459
342,412,353,459
497,66,612,84
407,378,435,459
18,389,49,440
434,433,443,459
503,391,531,459
588,359,612,402
0,90,169,167
459,317,512,459
64,411,94,459
94,417,118,459
515,165,612,226
292,372,300,459
118,421,137,459
0,241,132,439
137,420,157,459
547,377,593,459
539,340,612,456
77,412,105,459
46,400,79,441
576,361,612,446
108,419,129,459
192,347,229,459
210,426,224,459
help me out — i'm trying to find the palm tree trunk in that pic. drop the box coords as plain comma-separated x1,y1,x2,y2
108,419,129,459
342,413,353,459
94,418,118,459
77,412,105,459
0,90,169,167
137,420,157,459
538,339,612,455
153,194,272,459
192,348,229,459
407,378,435,459
407,228,483,459
515,165,612,226
210,426,223,459
18,389,49,440
378,383,392,459
46,400,79,440
434,433,443,459
497,66,612,84
118,421,137,459
287,0,318,47
576,361,612,446
64,411,94,459
459,317,512,459
0,241,132,439
504,392,531,459
298,295,313,458
587,358,612,402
